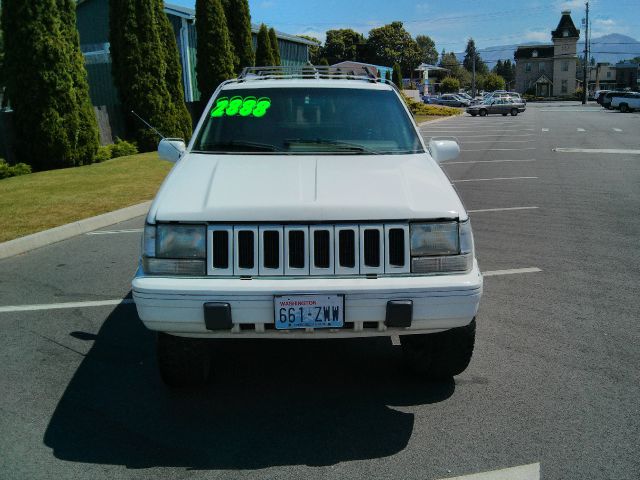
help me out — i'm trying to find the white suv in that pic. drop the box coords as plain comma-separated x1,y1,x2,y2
132,66,483,387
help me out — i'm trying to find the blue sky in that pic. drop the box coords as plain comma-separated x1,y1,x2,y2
169,0,639,55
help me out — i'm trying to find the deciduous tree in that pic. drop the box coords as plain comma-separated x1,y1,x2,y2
367,22,421,75
483,72,506,91
322,29,365,65
416,35,438,65
440,76,460,93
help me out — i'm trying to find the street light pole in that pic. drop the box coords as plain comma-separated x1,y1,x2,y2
472,52,476,97
582,1,589,104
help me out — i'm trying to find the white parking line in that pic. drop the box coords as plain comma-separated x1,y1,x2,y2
0,298,135,313
442,159,536,165
468,206,539,213
438,462,540,480
541,128,549,132
612,128,622,132
553,148,640,155
86,228,143,235
577,128,586,132
453,176,537,183
483,267,542,277
461,147,537,152
453,134,536,138
460,140,536,144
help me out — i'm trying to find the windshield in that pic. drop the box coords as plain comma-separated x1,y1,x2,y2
192,87,423,155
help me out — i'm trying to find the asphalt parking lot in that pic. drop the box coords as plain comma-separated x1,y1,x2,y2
0,102,638,479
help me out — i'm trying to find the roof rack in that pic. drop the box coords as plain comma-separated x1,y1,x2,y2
237,65,388,85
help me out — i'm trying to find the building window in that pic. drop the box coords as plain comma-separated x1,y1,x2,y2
606,71,611,78
561,79,568,93
562,61,569,72
525,63,532,72
532,50,538,58
563,30,569,37
539,63,545,72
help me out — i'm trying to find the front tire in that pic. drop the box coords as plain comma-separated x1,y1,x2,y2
479,109,487,117
157,332,211,387
510,108,518,116
401,319,476,379
620,103,629,113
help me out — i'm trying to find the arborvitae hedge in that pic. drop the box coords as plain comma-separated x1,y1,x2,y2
255,24,274,67
157,0,192,141
195,0,234,101
110,0,192,151
2,0,99,170
222,0,254,74
268,27,281,66
392,63,403,87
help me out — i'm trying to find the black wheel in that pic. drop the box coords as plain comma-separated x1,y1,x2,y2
620,103,629,113
401,318,476,380
157,332,211,387
510,108,518,116
479,109,487,117
470,113,477,117
502,113,507,116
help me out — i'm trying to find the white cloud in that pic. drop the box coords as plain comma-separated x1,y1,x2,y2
523,30,549,42
258,1,275,8
557,0,584,12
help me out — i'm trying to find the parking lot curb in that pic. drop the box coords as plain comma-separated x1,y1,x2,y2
0,201,151,260
418,114,462,127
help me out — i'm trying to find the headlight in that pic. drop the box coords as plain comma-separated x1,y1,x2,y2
410,222,459,256
410,220,474,274
141,224,206,276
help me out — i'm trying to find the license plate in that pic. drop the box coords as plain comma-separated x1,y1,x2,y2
274,294,344,330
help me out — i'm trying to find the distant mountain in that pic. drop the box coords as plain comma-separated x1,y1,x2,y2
453,34,640,66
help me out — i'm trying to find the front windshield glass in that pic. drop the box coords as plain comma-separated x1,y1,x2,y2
192,87,423,155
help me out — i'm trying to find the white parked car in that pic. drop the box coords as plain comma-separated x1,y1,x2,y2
610,92,640,112
132,66,483,387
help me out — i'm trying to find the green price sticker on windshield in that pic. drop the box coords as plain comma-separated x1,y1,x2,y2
211,96,271,118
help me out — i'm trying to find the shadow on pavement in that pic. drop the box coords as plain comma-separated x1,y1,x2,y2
44,302,455,469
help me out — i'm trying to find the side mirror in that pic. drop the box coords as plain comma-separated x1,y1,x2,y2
429,138,460,163
158,138,186,163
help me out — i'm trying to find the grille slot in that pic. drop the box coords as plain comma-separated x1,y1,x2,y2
263,231,280,269
238,231,254,269
288,230,305,268
339,230,356,268
314,230,331,268
388,228,405,266
212,231,229,269
363,230,380,267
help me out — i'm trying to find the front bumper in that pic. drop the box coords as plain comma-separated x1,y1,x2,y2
132,261,483,338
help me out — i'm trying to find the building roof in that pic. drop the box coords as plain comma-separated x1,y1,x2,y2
163,2,318,46
77,1,317,46
551,11,580,39
514,45,554,60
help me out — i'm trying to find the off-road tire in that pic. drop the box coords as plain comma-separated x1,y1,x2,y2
157,332,211,387
620,103,629,113
510,108,518,116
400,318,476,380
479,109,487,117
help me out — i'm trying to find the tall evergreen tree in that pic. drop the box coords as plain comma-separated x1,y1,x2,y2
195,0,234,101
110,0,191,151
392,62,403,87
2,0,99,170
255,24,275,67
223,0,254,73
463,38,488,74
157,0,191,141
268,27,281,66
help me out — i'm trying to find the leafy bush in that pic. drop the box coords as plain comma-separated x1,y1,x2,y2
440,76,460,93
401,94,462,117
94,146,112,163
110,138,138,158
0,159,32,179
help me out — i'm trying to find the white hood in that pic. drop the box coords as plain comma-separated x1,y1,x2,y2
149,153,467,223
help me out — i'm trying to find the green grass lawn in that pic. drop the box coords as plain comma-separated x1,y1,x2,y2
0,152,172,243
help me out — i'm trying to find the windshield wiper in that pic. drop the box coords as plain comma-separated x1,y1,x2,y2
284,139,378,154
200,140,280,152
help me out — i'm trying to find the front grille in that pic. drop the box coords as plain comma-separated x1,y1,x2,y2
207,223,410,276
